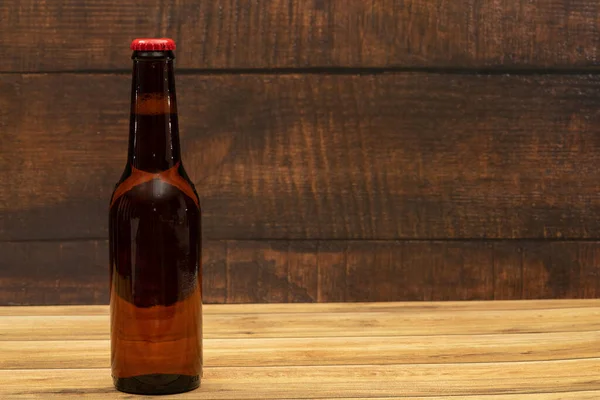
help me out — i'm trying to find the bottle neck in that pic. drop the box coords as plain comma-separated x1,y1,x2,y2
128,51,180,172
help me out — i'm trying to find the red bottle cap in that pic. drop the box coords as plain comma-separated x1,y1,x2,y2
130,38,176,51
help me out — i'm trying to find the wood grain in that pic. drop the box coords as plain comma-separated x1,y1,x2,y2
3,303,600,341
2,377,599,400
3,299,599,316
2,302,600,398
493,242,524,300
3,73,600,241
4,240,600,305
0,241,108,305
2,0,600,71
3,361,600,399
3,331,600,369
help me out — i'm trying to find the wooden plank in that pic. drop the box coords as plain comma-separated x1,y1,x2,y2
0,241,108,305
225,241,290,303
202,240,228,304
3,300,600,317
304,396,600,400
399,241,436,301
523,242,582,299
3,302,600,398
433,242,494,301
2,0,600,71
3,240,600,305
3,331,600,369
317,242,347,302
346,241,398,302
287,242,318,302
2,359,600,398
493,242,523,300
3,306,600,341
579,243,600,298
1,391,598,400
0,240,228,305
3,74,600,241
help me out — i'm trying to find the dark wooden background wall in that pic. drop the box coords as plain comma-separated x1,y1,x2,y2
2,0,600,305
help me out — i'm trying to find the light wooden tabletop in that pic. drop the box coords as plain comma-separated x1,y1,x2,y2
1,300,600,399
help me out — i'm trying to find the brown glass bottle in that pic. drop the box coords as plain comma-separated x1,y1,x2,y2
109,38,202,395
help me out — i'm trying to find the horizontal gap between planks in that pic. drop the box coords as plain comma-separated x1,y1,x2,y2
3,66,600,76
5,237,600,244
243,393,600,400
1,391,599,400
3,301,600,314
272,391,600,400
3,357,600,371
128,357,600,368
5,330,600,342
2,330,600,341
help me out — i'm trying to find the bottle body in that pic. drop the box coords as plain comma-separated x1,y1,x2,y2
109,41,202,395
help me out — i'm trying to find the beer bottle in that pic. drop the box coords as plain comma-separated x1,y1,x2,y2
109,38,202,395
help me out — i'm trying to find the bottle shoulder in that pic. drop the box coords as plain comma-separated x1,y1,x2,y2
110,163,199,210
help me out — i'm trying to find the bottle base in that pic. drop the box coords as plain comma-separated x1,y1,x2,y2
113,373,200,395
